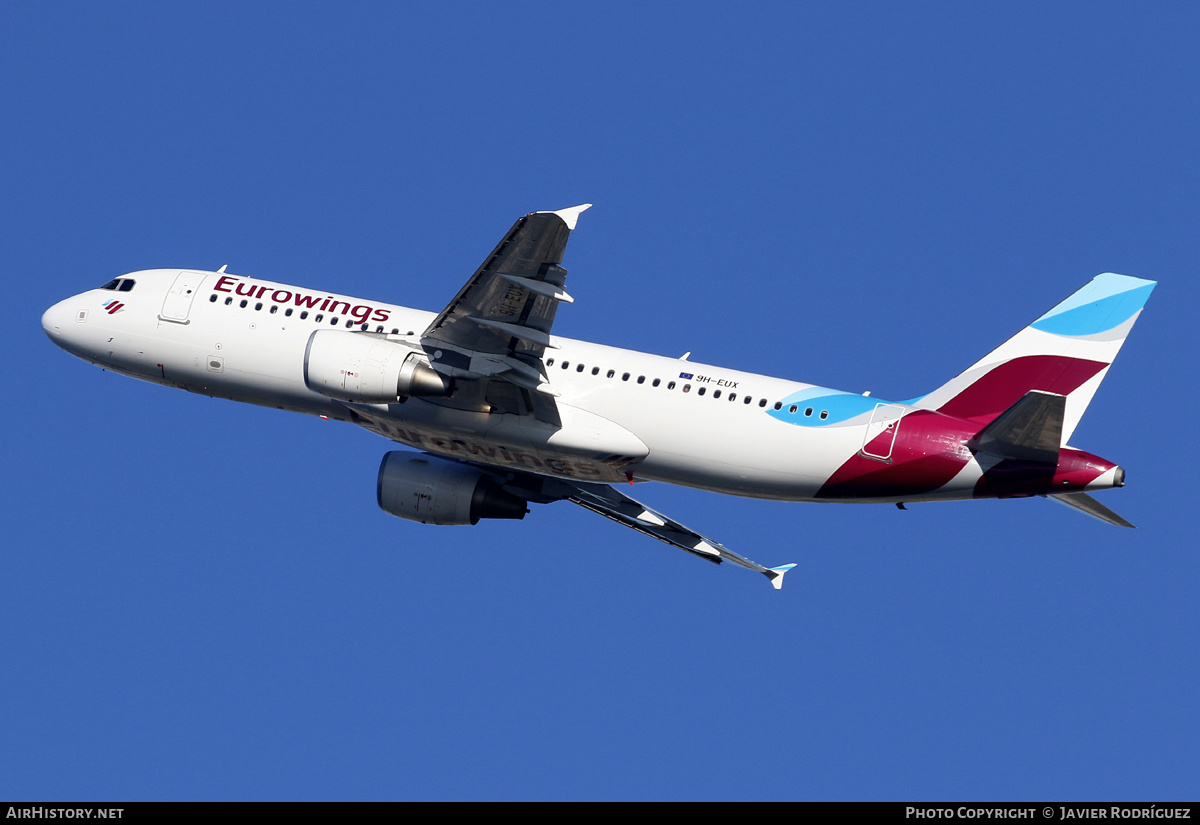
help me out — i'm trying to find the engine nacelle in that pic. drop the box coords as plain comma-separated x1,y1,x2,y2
377,451,529,525
304,330,450,403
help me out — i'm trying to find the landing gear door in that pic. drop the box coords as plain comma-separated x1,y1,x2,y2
160,271,205,324
861,403,904,462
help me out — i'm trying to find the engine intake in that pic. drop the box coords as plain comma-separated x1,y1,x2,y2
304,330,450,403
377,451,528,525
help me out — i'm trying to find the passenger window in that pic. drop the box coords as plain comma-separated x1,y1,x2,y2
820,410,829,420
209,294,217,303
224,297,232,305
301,311,309,319
637,376,645,384
774,402,782,410
668,381,676,390
652,378,661,387
683,384,691,393
577,364,584,372
789,404,798,414
315,314,324,322
255,302,263,310
270,305,278,314
331,317,339,325
285,308,293,316
607,370,615,378
804,407,813,416
622,373,630,381
743,396,752,404
592,367,599,375
562,361,570,369
698,387,706,396
240,299,248,308
729,394,737,402
547,358,555,366
759,399,767,407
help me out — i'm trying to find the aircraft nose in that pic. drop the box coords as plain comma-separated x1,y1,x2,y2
41,299,71,341
42,296,93,358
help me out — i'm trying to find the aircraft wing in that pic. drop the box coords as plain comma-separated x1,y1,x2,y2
420,205,591,399
564,482,797,590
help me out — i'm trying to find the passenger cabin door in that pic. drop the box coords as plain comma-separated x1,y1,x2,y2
159,271,205,324
861,403,904,462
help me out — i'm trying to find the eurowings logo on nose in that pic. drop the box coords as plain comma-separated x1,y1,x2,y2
102,300,125,315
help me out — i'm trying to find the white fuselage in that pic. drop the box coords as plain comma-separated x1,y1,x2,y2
43,268,977,502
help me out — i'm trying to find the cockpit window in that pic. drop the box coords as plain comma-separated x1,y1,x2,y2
100,278,137,291
101,279,120,290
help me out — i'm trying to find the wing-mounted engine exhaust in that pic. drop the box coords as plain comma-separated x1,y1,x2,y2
304,330,451,402
394,347,452,397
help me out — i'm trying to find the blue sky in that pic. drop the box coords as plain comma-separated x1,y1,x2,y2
3,2,1197,800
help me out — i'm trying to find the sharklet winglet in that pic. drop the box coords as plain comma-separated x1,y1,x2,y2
766,563,797,591
538,203,592,230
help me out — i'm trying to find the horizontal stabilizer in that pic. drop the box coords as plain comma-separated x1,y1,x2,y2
1049,492,1136,528
972,390,1065,463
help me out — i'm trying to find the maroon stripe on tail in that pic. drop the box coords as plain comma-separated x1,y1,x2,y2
937,355,1106,426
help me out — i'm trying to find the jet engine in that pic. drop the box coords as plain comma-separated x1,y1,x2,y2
376,451,529,525
304,330,450,403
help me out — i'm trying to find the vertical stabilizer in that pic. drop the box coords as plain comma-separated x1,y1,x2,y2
916,273,1155,442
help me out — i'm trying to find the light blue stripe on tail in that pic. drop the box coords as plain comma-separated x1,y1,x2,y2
1031,273,1156,337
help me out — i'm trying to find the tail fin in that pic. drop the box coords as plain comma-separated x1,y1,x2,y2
917,273,1155,442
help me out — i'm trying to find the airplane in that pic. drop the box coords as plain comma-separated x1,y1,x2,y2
41,205,1155,589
